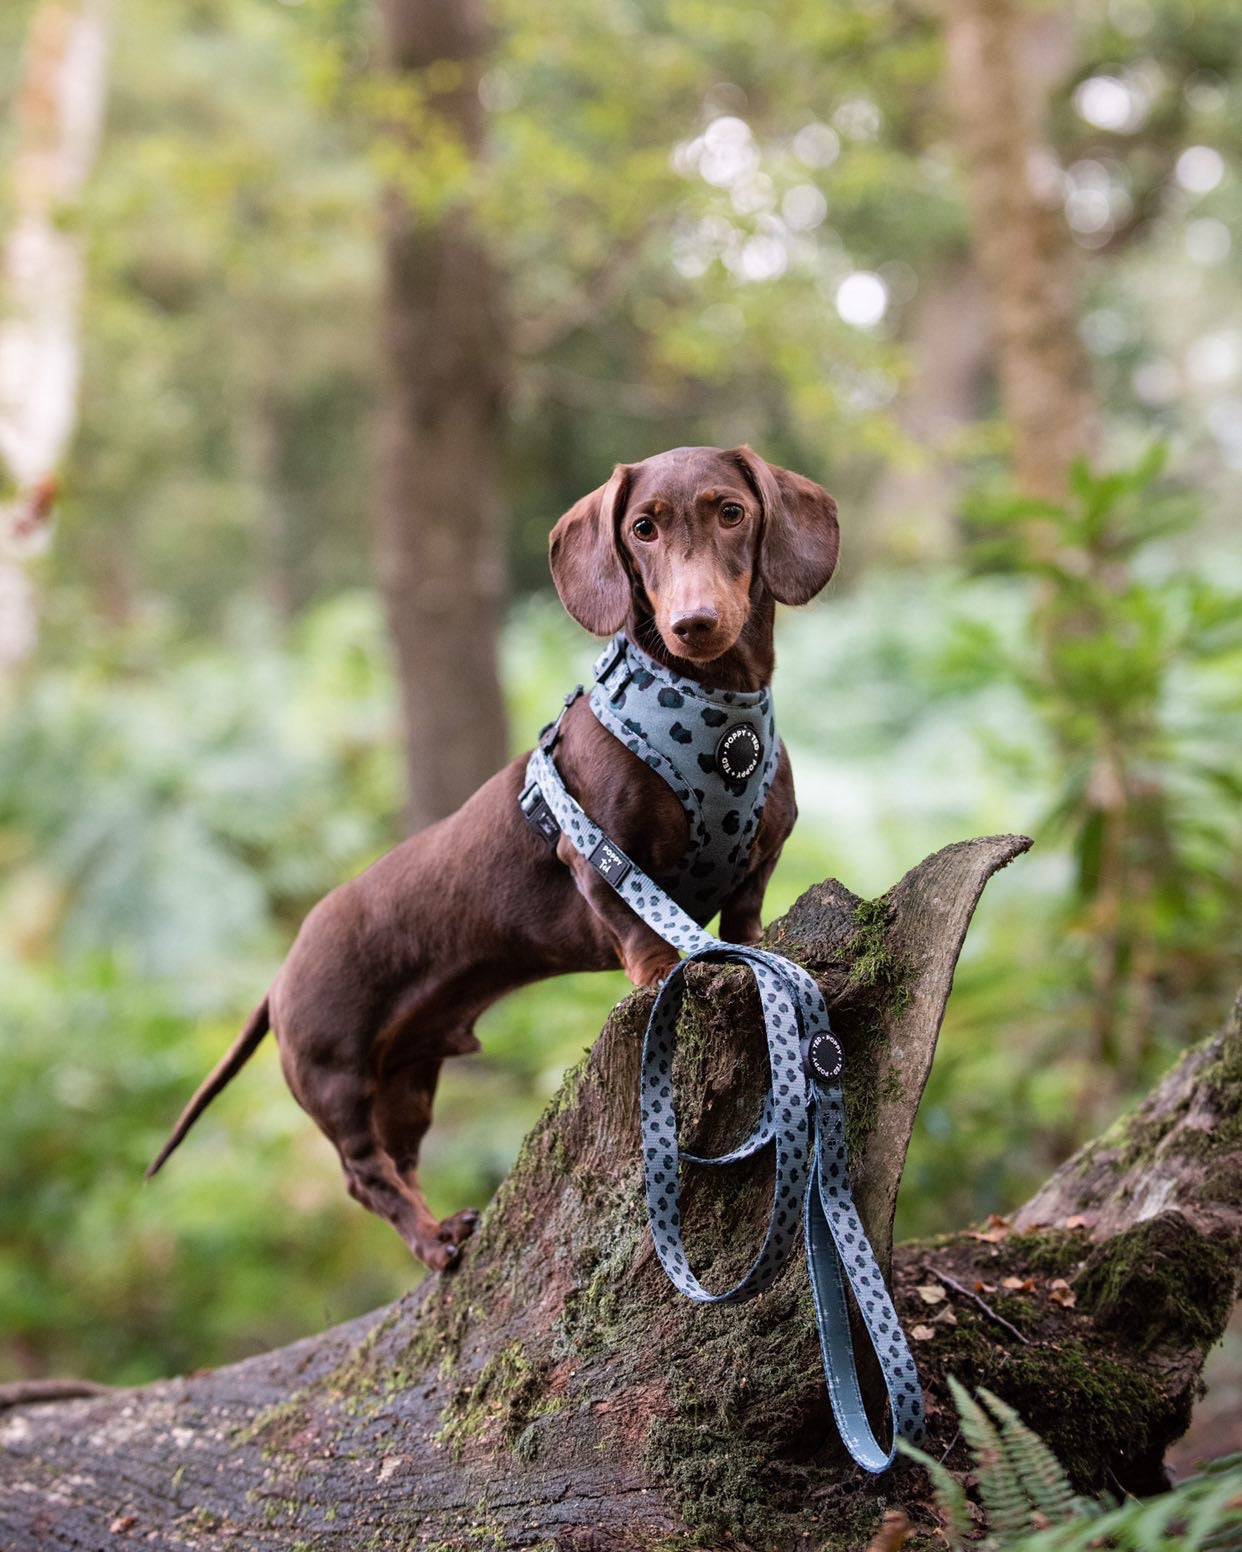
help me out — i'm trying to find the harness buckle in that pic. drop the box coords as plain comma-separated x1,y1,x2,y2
538,684,583,754
519,781,562,849
593,638,629,696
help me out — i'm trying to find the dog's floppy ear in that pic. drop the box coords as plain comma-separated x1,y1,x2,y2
732,445,839,606
549,464,633,635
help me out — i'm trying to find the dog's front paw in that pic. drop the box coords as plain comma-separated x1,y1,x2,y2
438,1208,481,1267
415,1208,480,1272
441,1207,480,1242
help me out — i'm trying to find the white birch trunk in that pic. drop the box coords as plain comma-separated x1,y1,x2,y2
0,0,110,665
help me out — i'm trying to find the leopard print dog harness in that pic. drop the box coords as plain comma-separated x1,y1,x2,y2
585,634,781,923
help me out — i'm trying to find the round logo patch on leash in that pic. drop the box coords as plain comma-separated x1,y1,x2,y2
716,724,763,782
806,1031,844,1084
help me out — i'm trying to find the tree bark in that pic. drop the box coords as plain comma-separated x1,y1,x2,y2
373,0,509,833
3,841,1239,1552
0,0,110,666
940,0,1097,502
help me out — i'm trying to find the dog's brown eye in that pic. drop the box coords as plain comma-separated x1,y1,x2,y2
632,516,657,540
720,503,745,526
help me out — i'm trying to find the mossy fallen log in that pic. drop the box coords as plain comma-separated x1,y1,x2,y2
2,839,1239,1552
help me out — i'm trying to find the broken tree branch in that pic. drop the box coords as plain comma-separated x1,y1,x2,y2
2,842,1238,1552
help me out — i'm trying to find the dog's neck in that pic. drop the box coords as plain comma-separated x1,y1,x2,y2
624,594,776,694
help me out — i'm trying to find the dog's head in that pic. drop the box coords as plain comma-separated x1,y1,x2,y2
548,445,839,664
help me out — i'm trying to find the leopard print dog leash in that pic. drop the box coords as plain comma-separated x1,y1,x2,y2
521,742,925,1473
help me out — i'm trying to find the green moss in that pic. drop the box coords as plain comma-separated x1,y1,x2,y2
845,896,914,1015
997,1345,1164,1491
835,898,916,1156
1202,1152,1242,1203
423,1516,507,1552
640,1272,886,1546
1075,1212,1238,1353
645,1360,917,1552
242,1392,313,1454
644,1383,815,1546
1099,1007,1242,1178
433,1340,564,1459
909,1308,996,1375
553,1212,645,1362
848,897,900,990
991,1227,1093,1280
901,1228,1195,1494
935,1323,1166,1494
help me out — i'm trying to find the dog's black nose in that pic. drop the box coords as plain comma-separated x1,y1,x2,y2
671,608,718,642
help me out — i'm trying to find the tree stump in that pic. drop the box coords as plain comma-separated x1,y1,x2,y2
2,836,1239,1552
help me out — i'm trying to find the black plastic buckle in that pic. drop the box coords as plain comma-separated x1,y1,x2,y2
594,640,629,698
520,783,562,848
539,685,584,753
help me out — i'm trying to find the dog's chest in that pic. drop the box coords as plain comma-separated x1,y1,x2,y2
587,636,780,921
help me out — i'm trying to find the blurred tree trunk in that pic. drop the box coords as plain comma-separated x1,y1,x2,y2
0,0,110,667
940,1,1165,1075
940,0,1097,502
373,0,509,834
864,256,990,563
3,845,1238,1550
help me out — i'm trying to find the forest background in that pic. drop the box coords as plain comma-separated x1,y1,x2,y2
0,0,1238,1455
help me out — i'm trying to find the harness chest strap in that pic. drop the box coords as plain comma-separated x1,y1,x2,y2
521,742,925,1473
586,633,781,922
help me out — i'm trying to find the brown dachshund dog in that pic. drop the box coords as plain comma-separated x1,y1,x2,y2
147,446,839,1269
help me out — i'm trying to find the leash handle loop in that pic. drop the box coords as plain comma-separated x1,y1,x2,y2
641,947,812,1305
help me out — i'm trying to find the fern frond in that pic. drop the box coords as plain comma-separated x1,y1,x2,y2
1183,1472,1242,1551
948,1376,1033,1544
977,1386,1085,1529
1003,1456,1242,1552
897,1437,972,1551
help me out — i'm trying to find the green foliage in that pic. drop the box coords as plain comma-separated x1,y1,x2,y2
0,596,400,987
0,952,415,1382
49,0,380,633
904,1383,1242,1552
0,599,629,1383
943,448,1242,1076
3,0,1241,1427
950,1377,1082,1544
896,1436,972,1548
299,0,958,587
1009,1454,1242,1552
971,1385,1087,1532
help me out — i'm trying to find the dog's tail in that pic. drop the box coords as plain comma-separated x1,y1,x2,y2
145,995,271,1179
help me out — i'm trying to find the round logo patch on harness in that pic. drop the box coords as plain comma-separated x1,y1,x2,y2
715,724,763,782
806,1031,844,1085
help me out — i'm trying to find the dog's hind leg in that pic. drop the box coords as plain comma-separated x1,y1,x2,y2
373,1055,480,1265
297,1069,462,1271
